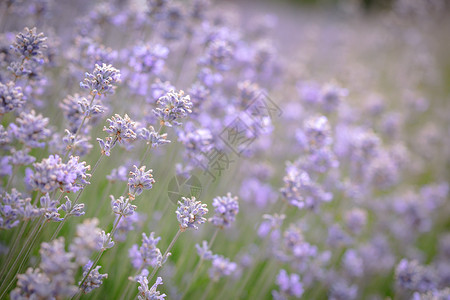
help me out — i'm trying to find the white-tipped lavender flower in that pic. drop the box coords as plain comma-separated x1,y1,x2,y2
130,232,167,268
209,255,237,282
153,90,193,127
0,189,25,229
98,231,115,251
209,193,239,229
59,197,85,217
138,126,170,148
196,240,214,260
78,97,106,118
137,276,166,300
40,193,62,222
128,165,155,198
0,81,24,115
79,261,108,294
11,27,47,61
103,114,137,145
80,63,121,96
176,196,208,231
69,218,102,265
111,195,136,216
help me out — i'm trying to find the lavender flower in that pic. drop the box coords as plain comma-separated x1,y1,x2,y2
111,195,136,216
11,27,47,61
25,154,90,194
59,197,85,217
9,110,51,148
176,196,208,231
209,255,237,282
103,114,137,145
0,81,24,115
137,276,166,300
98,231,115,251
395,259,437,293
272,269,304,299
209,193,239,228
138,126,170,148
80,63,121,96
128,165,155,198
69,218,103,265
153,90,193,127
79,261,108,293
0,189,24,229
196,240,214,260
129,43,169,75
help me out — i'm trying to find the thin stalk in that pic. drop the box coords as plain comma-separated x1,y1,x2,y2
63,94,96,161
0,220,29,281
0,218,45,297
148,229,182,282
93,181,112,217
51,154,104,240
75,214,123,298
200,280,214,300
119,265,144,300
181,227,220,298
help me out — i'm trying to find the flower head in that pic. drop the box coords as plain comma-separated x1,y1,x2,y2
209,193,239,228
128,166,156,198
80,63,121,96
11,27,47,61
153,90,192,127
0,81,24,115
176,196,208,231
137,276,166,300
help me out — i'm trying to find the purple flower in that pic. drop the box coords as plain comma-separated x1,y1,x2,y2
176,196,208,231
69,218,103,265
153,90,193,127
196,240,214,260
138,126,170,148
9,110,51,148
98,231,115,251
128,165,155,198
11,27,47,61
0,81,24,115
272,269,304,299
209,255,237,281
395,259,437,293
59,196,85,217
80,63,121,96
209,193,239,228
25,154,91,194
79,261,108,293
103,114,137,145
111,195,136,216
129,43,169,75
137,276,166,300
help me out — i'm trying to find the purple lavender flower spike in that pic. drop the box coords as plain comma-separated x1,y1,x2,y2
272,269,304,299
11,27,47,61
209,255,237,282
128,165,155,199
152,90,193,127
98,231,115,251
111,195,136,216
59,196,85,217
103,114,137,145
137,276,166,300
80,63,121,96
209,193,239,229
138,126,170,148
9,110,51,148
79,261,108,293
196,240,214,260
176,196,208,231
0,81,24,115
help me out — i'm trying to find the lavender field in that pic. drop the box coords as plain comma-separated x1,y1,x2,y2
1,0,450,299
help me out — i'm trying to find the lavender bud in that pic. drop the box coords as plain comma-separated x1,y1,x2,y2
209,255,237,282
9,110,51,148
79,261,108,294
59,196,85,217
11,27,47,61
196,240,214,260
98,231,114,251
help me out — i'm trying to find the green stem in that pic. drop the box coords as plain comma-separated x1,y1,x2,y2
148,229,182,282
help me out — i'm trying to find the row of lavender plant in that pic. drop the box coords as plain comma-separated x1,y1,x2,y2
1,0,449,299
